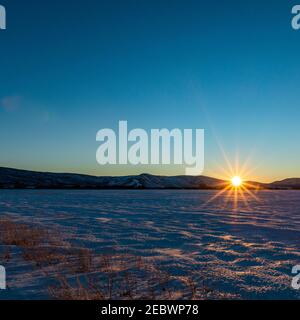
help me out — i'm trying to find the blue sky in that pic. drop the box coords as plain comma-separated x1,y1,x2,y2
0,0,299,181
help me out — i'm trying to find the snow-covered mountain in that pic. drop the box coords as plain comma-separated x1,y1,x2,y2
0,167,299,189
0,167,225,189
269,178,300,189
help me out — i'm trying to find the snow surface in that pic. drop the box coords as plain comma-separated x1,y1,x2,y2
0,189,300,299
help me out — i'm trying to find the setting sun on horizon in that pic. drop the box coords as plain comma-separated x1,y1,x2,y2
231,176,243,188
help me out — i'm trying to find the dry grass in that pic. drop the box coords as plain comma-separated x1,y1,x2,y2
0,217,219,300
0,217,67,267
48,253,199,300
75,248,93,273
22,246,67,267
48,276,106,300
1,246,11,262
0,218,47,248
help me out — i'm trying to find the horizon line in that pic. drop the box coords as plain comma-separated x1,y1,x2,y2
0,165,298,185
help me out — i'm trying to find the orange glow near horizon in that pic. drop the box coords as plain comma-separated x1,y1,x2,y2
204,152,261,211
204,174,261,211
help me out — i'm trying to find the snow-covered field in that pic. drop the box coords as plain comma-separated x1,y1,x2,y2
0,190,300,299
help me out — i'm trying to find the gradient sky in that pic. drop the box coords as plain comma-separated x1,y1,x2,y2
0,0,299,182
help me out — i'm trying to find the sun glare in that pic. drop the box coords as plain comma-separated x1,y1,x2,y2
203,144,261,209
231,176,242,188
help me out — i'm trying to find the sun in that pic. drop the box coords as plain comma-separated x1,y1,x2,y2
204,162,261,210
231,176,242,187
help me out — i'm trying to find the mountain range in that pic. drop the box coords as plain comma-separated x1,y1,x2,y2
0,167,299,190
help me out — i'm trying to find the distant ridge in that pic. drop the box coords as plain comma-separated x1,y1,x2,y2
0,167,299,190
269,178,300,189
